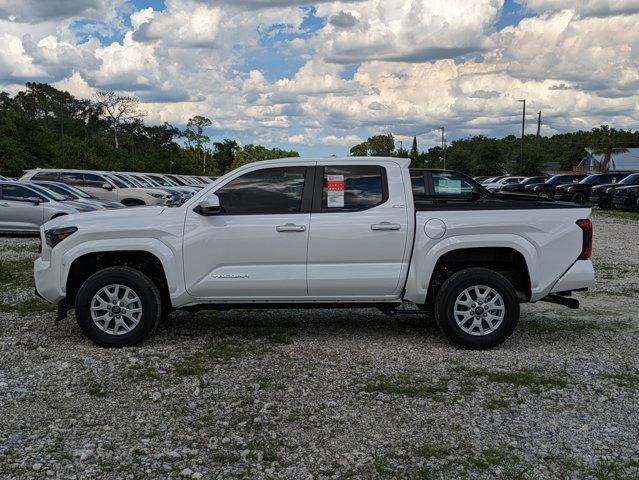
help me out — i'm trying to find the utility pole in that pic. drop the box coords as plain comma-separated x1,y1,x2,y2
517,99,526,173
439,127,446,169
536,110,542,140
60,102,65,168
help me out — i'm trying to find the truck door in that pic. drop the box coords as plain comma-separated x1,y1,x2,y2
307,163,410,297
183,163,315,299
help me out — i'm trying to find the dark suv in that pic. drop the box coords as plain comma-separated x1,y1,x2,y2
613,183,639,211
500,176,549,194
591,173,639,209
554,172,630,205
524,174,587,198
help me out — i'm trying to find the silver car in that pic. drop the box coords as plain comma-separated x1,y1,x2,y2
29,180,125,210
0,181,88,234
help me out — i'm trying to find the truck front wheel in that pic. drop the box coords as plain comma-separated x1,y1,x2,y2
75,267,162,347
434,268,519,350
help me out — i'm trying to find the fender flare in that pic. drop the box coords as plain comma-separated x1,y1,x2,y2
403,234,538,305
60,238,183,298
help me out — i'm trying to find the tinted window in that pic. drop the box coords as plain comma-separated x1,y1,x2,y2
411,173,426,196
432,172,477,196
33,172,59,181
85,173,110,188
2,184,40,201
321,166,385,211
59,172,84,187
27,184,66,201
620,174,639,185
104,174,127,188
41,183,76,198
216,167,306,215
504,178,521,184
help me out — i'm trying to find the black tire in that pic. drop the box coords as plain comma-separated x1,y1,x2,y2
434,267,519,350
572,193,587,205
75,267,162,347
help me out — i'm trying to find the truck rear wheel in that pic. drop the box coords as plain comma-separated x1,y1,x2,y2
75,267,162,347
434,268,519,350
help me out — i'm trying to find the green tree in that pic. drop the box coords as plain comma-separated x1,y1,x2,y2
211,139,240,174
184,115,212,174
367,134,394,156
409,136,419,167
590,125,629,172
95,90,145,149
350,142,368,156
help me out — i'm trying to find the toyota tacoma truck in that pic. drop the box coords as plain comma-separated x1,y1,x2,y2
34,157,596,349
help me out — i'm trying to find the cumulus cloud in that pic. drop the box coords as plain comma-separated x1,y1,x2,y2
0,0,126,23
0,0,638,153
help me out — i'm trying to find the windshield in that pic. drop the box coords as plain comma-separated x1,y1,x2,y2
39,183,78,199
547,175,567,185
167,175,189,186
620,173,639,184
139,175,158,187
104,174,128,188
27,184,68,201
64,184,93,198
522,177,545,185
116,174,139,187
147,175,174,187
580,175,600,185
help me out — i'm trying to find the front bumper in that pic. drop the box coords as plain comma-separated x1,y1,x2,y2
612,195,634,209
550,260,596,294
554,192,572,201
34,257,65,304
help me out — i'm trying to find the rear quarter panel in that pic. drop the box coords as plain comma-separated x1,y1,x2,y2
404,207,591,303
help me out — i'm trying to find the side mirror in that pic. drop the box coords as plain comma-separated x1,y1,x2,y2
196,194,222,215
102,182,113,191
28,197,41,205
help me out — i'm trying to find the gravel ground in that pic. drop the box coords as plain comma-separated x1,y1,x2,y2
1,213,638,479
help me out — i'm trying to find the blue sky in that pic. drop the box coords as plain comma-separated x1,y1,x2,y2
2,0,637,157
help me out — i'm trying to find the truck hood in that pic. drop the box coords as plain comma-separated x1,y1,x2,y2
43,205,166,231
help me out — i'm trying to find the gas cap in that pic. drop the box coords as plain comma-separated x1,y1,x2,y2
424,218,446,239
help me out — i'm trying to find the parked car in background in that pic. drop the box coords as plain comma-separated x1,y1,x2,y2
473,176,493,183
481,176,508,184
483,176,526,192
109,173,183,206
612,183,639,211
0,175,8,180
525,174,587,198
590,173,639,209
28,180,125,210
554,172,631,205
124,172,197,201
21,169,174,207
166,174,204,189
22,183,101,213
499,176,549,194
0,181,90,234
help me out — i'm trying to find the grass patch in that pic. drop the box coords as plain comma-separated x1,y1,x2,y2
467,367,569,389
0,297,56,315
603,366,639,388
485,397,511,411
593,209,639,221
121,363,162,382
359,371,448,399
86,380,107,397
173,339,251,376
0,257,35,288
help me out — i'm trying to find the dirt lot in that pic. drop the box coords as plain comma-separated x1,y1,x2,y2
1,211,638,479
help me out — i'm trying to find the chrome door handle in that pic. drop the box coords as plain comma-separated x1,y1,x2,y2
276,223,306,232
371,222,401,231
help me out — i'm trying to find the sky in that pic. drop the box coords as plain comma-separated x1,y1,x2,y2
0,0,638,156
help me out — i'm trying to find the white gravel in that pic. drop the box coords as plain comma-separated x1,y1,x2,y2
0,213,638,479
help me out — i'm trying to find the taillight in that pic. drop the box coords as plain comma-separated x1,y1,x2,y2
576,219,592,260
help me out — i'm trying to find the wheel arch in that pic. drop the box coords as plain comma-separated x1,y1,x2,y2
62,240,181,308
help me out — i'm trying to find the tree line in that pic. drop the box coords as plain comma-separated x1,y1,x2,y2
351,127,639,176
0,83,298,177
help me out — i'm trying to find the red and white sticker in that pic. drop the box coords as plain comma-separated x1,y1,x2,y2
327,174,345,207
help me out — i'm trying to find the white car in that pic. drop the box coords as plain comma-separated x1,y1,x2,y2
21,169,173,207
483,176,526,192
34,157,595,349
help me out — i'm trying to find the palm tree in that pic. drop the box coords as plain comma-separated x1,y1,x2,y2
591,126,628,172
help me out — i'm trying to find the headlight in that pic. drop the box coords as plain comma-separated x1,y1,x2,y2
45,226,77,248
534,186,540,191
567,187,574,193
606,188,613,194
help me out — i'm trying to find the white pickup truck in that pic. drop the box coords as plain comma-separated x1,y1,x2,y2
34,157,595,349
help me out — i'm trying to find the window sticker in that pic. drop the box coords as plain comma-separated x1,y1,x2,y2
327,174,345,208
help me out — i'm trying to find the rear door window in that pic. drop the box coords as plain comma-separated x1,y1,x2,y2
319,165,387,212
2,184,39,201
84,173,109,188
432,172,477,196
59,172,84,187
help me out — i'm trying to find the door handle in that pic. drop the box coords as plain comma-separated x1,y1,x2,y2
276,223,306,232
371,222,401,231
